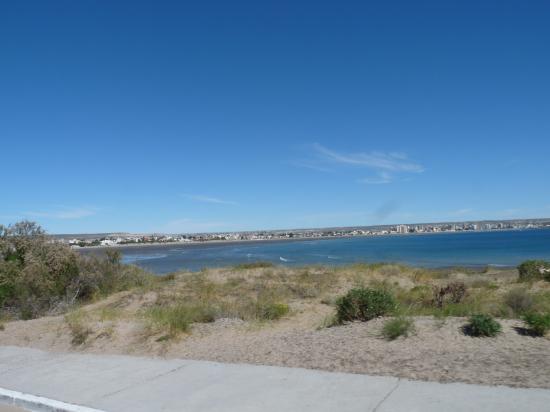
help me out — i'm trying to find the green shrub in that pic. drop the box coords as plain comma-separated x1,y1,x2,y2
465,314,502,337
146,303,217,336
256,302,289,320
382,317,414,340
522,312,550,336
504,288,534,315
336,287,396,323
518,260,550,282
234,262,274,270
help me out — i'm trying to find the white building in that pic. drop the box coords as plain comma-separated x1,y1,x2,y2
397,225,408,234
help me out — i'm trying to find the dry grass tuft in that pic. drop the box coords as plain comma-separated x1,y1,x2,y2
65,309,92,345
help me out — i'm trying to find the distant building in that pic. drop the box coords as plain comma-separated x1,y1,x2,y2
397,225,408,234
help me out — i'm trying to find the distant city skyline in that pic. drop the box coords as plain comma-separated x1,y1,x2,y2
1,1,549,234
54,217,549,238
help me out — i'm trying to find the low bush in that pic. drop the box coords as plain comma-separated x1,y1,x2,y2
504,288,534,315
522,312,550,336
465,314,502,337
234,261,274,270
256,302,289,320
432,282,467,308
336,287,396,323
382,317,414,340
518,260,550,282
65,309,91,345
146,303,217,336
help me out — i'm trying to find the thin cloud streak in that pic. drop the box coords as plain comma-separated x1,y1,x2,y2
358,171,393,185
183,194,238,205
312,143,424,173
295,143,425,185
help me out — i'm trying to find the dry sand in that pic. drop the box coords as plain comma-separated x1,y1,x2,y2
1,305,549,390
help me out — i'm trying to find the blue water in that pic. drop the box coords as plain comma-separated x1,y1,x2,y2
94,229,550,274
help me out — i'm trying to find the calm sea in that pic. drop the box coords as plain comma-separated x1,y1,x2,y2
83,228,550,274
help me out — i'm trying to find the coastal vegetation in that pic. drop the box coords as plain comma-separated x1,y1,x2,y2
0,221,152,319
381,316,415,340
464,314,502,337
233,261,274,270
518,260,550,281
335,287,396,323
522,312,550,336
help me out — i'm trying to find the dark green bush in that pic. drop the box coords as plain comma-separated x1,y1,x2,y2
382,317,414,340
465,314,502,337
336,287,396,323
522,312,550,336
518,260,550,282
0,221,151,319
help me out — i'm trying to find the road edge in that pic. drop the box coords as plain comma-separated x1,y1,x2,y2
0,387,104,412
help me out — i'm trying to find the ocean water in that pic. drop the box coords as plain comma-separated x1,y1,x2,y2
85,229,550,274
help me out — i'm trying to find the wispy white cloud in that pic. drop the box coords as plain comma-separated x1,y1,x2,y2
358,171,393,185
23,207,97,220
312,143,424,173
295,143,424,185
183,194,238,205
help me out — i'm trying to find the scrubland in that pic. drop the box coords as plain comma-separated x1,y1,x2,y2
2,258,550,389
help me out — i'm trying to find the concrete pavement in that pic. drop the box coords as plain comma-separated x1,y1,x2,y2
0,346,548,412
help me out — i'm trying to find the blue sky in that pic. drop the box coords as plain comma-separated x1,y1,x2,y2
1,1,549,234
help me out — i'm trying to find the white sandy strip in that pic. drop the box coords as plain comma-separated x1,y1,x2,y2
0,387,104,412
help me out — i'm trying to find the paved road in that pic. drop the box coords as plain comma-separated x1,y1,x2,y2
0,346,549,412
0,406,26,412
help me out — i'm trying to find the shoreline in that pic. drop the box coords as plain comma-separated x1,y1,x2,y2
75,227,544,252
76,228,550,274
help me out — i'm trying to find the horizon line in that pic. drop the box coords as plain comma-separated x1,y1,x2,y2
46,216,550,236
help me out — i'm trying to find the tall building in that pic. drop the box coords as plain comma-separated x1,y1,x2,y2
397,224,409,234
